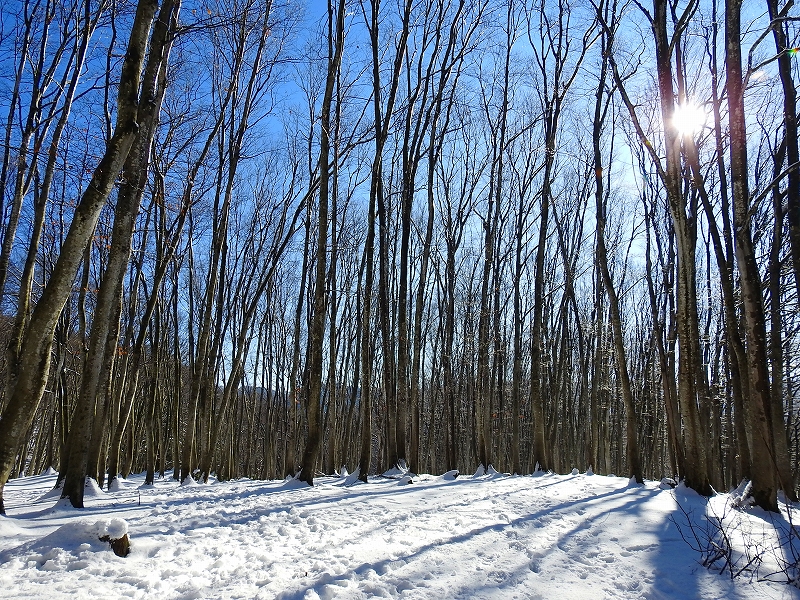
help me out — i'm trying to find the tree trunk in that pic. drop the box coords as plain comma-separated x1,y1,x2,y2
61,0,178,508
593,9,642,482
0,0,159,515
726,0,779,511
298,0,346,485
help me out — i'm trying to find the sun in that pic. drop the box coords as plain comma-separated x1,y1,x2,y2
672,101,708,137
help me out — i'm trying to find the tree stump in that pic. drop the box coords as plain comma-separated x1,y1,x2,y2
100,533,130,557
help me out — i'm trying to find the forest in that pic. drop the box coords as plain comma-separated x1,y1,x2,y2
0,0,797,517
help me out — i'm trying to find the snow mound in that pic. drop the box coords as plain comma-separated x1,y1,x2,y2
473,465,485,477
38,520,110,550
731,480,754,508
5,517,130,566
344,468,362,486
659,477,677,490
571,468,579,475
109,477,128,492
441,470,459,481
382,466,406,478
41,467,58,476
0,516,29,538
281,475,309,489
84,477,106,498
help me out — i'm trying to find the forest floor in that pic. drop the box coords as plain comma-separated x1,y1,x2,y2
0,467,799,599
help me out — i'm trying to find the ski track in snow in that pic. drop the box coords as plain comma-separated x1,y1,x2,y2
0,470,798,599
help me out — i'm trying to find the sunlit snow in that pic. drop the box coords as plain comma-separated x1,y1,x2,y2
0,470,798,599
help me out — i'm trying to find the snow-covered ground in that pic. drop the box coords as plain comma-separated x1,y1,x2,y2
0,468,798,599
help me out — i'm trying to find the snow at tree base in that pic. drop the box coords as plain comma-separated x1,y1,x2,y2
1,469,798,599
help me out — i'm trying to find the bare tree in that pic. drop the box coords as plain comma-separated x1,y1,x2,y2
726,0,779,512
298,0,346,485
526,0,592,473
0,0,160,515
592,0,642,483
61,0,180,509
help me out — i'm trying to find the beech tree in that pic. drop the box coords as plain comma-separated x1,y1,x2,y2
298,0,346,485
0,0,163,515
60,0,180,509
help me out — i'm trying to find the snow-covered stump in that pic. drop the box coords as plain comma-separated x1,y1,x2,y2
97,518,130,557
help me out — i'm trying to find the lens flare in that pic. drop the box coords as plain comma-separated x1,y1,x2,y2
672,102,707,137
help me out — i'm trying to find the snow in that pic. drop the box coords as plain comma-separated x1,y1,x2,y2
104,517,129,539
1,469,798,599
